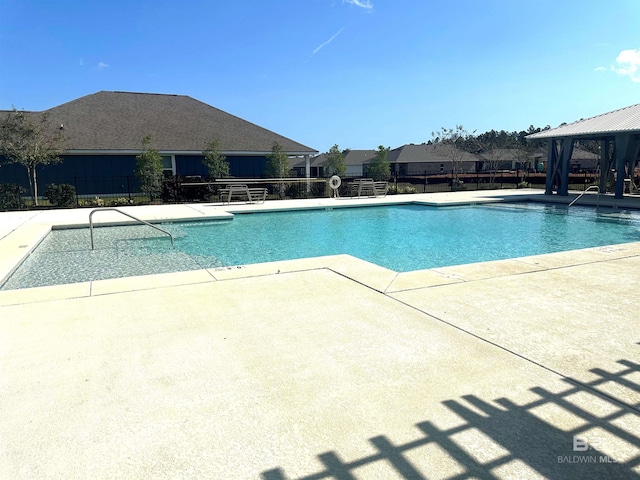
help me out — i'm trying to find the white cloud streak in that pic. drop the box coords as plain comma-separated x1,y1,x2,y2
343,0,373,10
312,27,345,55
97,62,109,70
613,49,640,83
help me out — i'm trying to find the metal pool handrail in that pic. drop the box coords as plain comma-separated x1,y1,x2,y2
568,185,600,207
89,208,175,250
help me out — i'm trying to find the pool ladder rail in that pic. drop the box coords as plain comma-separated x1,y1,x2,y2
568,185,600,208
89,208,175,250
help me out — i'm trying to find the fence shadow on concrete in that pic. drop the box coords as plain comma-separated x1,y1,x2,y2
261,356,640,479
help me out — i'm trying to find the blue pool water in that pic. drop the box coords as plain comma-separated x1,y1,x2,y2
3,203,640,290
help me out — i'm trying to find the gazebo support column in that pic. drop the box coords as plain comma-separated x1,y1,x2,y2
598,140,611,193
614,134,640,199
544,140,558,195
545,138,573,195
558,138,573,196
304,154,311,193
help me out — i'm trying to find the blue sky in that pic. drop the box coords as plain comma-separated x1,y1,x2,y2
1,0,639,153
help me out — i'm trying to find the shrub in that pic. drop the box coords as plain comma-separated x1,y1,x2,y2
0,183,25,210
285,182,308,199
109,197,133,206
161,176,211,203
161,176,182,203
310,182,326,198
79,197,105,207
44,183,76,207
135,136,163,201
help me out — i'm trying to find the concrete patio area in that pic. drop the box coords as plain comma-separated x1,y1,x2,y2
0,190,639,479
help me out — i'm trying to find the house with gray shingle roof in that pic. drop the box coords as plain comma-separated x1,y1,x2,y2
299,145,485,178
293,142,599,182
293,149,378,177
387,143,481,175
388,144,598,176
0,91,317,195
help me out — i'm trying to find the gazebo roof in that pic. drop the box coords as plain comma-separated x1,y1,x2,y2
526,103,640,140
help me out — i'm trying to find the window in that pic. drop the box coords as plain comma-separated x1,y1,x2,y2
161,155,175,177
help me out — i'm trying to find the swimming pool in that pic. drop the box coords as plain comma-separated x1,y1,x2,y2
2,203,640,290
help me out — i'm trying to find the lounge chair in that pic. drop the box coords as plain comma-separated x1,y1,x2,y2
351,178,388,198
219,185,267,204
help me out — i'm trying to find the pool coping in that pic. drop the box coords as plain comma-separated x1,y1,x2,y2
2,188,640,304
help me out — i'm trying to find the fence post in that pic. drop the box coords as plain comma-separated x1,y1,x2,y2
126,176,131,201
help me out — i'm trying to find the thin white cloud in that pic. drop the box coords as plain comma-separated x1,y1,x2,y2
343,0,373,10
312,27,345,55
612,49,640,83
593,66,606,72
97,62,109,70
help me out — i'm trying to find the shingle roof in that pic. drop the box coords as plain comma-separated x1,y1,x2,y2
343,149,378,166
3,91,317,154
388,143,480,163
526,103,640,140
296,150,379,168
292,153,327,168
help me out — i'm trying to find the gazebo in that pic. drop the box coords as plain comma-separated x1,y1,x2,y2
526,103,640,199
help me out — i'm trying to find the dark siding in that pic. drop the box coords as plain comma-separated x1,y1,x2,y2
0,154,139,195
177,155,269,178
1,153,271,196
229,155,267,177
0,156,25,185
175,155,207,177
44,155,139,195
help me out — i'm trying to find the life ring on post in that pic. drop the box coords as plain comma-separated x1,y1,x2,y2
328,175,341,197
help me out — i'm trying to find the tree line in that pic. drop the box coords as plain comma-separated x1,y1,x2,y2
322,124,555,183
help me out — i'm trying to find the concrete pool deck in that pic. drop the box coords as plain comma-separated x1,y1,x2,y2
0,189,639,479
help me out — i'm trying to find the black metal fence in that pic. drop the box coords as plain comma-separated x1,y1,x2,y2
386,171,602,194
0,171,604,211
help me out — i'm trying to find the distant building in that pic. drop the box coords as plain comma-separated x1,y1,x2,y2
387,144,480,175
0,91,317,195
299,143,601,179
293,149,378,177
